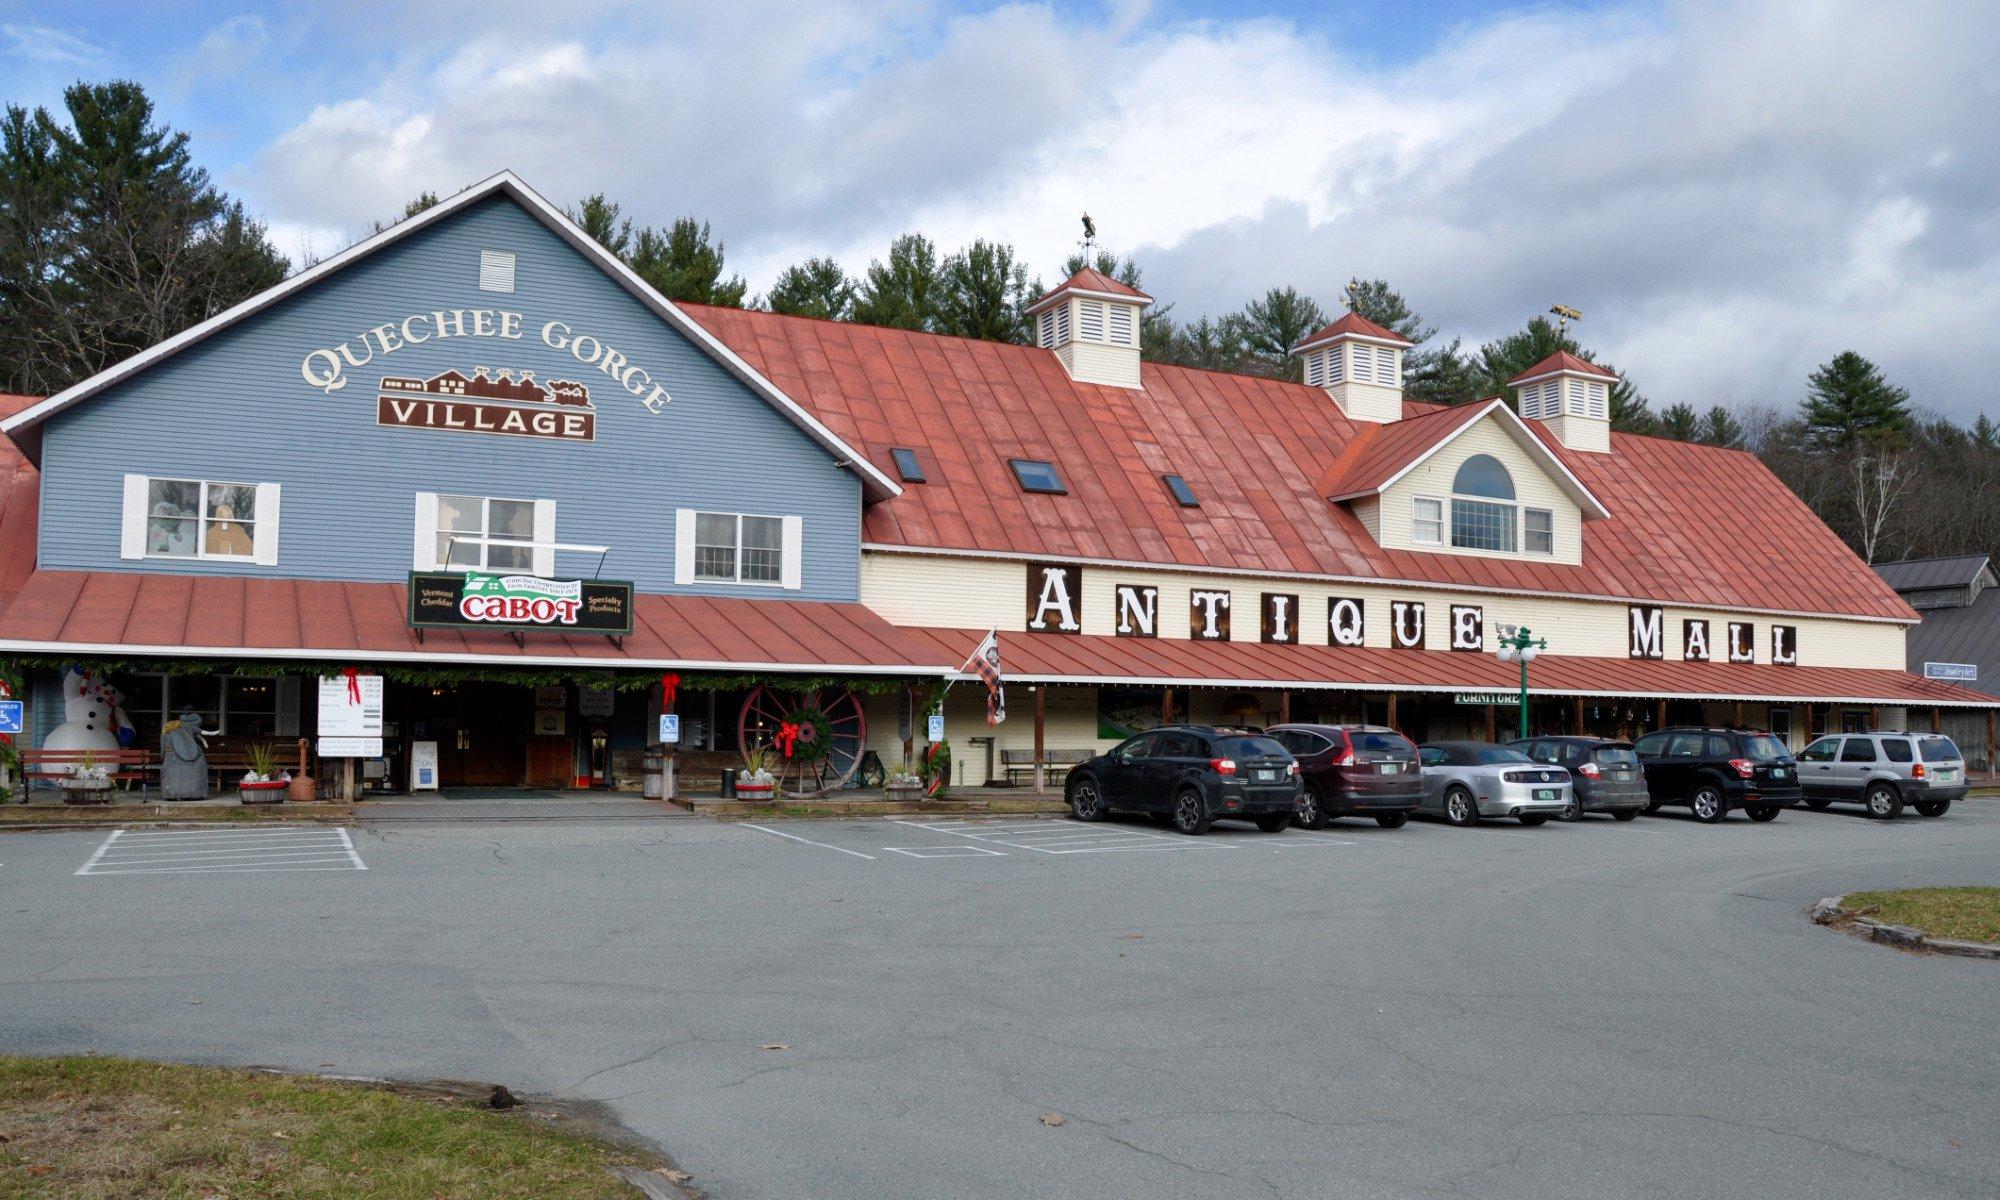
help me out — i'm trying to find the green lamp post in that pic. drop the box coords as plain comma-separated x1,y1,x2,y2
1494,626,1548,740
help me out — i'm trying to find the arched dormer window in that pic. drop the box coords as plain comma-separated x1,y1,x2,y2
1452,454,1514,500
1408,453,1554,556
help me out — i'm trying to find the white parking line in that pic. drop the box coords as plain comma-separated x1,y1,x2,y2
882,844,1008,859
77,826,367,875
896,818,1236,855
741,823,876,859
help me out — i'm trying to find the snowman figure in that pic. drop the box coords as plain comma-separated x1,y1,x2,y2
43,666,138,771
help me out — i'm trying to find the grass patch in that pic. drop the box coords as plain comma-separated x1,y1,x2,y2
0,1056,667,1199
1843,887,2000,944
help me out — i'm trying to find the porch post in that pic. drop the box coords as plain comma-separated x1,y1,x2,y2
1162,687,1174,724
1656,699,1667,730
1734,701,1744,727
1869,706,1880,732
1033,686,1047,795
1387,692,1399,734
1279,690,1291,724
1988,709,1997,777
1932,706,1942,734
1574,696,1585,735
1483,703,1496,743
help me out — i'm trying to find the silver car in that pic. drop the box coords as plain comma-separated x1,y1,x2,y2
1796,731,1968,819
1417,741,1574,827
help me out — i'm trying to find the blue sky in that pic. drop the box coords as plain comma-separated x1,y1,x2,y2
4,1,1996,424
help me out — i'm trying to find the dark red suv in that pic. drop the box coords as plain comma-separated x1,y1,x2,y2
1268,724,1423,828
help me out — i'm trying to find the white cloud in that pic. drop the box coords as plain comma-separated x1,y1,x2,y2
2,22,104,65
240,0,2000,421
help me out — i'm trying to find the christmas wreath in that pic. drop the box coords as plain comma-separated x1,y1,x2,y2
774,705,835,764
922,739,951,798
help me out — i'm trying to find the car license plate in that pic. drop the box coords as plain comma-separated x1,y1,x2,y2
1534,788,1557,801
1936,768,1956,782
1254,768,1277,782
1770,768,1789,779
1378,763,1399,775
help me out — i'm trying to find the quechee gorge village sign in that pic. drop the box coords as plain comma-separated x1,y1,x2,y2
297,307,673,442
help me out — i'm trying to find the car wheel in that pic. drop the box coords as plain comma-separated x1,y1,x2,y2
1746,806,1780,822
1914,799,1951,817
1689,784,1727,823
1294,785,1328,830
1519,814,1549,827
1067,778,1106,822
1443,787,1478,827
1611,808,1640,822
1254,812,1291,833
1374,812,1409,829
1172,789,1211,836
1558,795,1582,822
1864,784,1904,820
1804,797,1832,810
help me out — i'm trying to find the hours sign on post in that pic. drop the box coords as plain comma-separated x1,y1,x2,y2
319,673,385,757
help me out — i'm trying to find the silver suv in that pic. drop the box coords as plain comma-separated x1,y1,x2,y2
1796,732,1967,819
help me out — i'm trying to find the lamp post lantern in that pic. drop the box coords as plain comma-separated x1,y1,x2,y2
1494,626,1549,741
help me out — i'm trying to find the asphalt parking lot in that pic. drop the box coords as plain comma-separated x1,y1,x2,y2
4,800,1998,1200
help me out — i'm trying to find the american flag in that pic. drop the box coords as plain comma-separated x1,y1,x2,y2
961,629,1005,725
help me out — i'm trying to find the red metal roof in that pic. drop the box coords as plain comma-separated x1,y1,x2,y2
0,570,952,675
1027,268,1151,313
901,627,1995,707
1510,350,1618,383
0,424,40,611
1295,310,1413,350
680,306,1916,621
1316,401,1491,499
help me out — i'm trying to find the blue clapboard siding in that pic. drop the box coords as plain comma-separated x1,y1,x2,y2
38,195,862,600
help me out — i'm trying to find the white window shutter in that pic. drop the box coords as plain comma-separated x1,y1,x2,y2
673,509,695,585
413,492,440,570
120,474,148,559
274,676,301,737
252,482,281,565
780,515,803,590
532,499,557,576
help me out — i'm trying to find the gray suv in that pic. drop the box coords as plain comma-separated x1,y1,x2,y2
1796,732,1967,819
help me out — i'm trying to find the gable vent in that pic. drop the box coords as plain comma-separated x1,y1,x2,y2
479,250,517,293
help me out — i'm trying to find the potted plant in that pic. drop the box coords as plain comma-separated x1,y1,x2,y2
60,748,115,804
884,758,926,803
237,743,290,805
736,746,776,800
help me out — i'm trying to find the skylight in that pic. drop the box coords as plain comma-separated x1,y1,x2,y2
1009,458,1066,494
1162,474,1199,507
890,447,926,483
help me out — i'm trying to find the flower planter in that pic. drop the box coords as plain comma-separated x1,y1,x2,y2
735,780,776,801
884,783,926,803
238,779,289,805
59,778,114,806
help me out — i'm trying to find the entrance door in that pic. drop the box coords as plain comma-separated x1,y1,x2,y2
447,682,524,787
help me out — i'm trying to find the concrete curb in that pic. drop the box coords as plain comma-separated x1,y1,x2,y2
1811,894,2000,959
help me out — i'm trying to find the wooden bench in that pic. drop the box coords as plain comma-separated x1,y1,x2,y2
1000,748,1091,785
20,748,157,796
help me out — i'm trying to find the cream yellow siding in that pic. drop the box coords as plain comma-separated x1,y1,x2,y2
1544,413,1610,453
1374,415,1585,566
1055,338,1141,389
1329,379,1403,424
860,550,1908,670
1353,496,1381,542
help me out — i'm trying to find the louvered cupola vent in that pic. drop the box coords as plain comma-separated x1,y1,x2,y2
1026,268,1151,389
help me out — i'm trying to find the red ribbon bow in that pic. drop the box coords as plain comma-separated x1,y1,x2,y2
660,673,680,712
343,666,362,704
776,721,800,758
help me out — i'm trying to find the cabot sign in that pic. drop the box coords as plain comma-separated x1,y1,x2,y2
408,571,634,636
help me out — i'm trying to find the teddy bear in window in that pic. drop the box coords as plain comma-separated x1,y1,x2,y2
204,504,253,557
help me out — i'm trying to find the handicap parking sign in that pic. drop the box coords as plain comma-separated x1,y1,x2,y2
0,700,22,734
659,713,681,744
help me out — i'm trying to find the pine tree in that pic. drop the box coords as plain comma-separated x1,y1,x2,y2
765,256,854,320
1699,406,1746,448
566,193,630,258
1154,316,1252,373
0,80,287,394
1344,278,1435,344
1801,351,1911,449
370,191,441,234
1657,402,1700,441
627,217,746,307
852,234,942,332
1235,286,1328,380
1973,413,1999,451
935,239,1031,342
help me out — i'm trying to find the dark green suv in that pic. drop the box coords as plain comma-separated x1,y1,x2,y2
1632,727,1801,823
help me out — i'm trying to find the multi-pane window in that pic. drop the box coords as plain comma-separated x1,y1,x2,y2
146,479,258,560
1524,507,1554,555
1451,499,1515,552
1412,497,1444,544
694,513,784,584
437,495,535,571
121,674,281,744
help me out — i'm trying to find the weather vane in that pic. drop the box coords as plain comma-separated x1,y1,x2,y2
1345,280,1364,312
1549,304,1582,337
1079,212,1097,257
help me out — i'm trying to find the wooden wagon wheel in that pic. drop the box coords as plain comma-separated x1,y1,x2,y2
738,686,868,799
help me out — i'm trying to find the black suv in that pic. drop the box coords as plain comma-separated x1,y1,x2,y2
1632,726,1801,823
1066,725,1300,835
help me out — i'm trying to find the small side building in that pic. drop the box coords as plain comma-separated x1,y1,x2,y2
1875,555,1999,770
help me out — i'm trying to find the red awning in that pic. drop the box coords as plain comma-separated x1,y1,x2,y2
901,627,1995,708
0,571,950,676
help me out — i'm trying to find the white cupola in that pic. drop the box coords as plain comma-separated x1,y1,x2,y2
1026,268,1150,389
1509,351,1617,453
1292,311,1412,424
